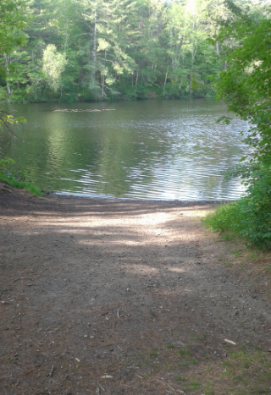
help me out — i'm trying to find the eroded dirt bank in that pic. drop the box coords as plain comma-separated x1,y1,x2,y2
0,186,270,395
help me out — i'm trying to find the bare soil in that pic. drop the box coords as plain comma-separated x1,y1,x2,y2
0,182,270,395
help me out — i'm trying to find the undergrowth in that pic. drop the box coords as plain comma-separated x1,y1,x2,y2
202,196,271,249
0,173,43,196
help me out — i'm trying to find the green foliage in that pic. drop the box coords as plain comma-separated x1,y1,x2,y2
0,156,15,170
0,0,28,55
207,1,271,248
0,110,26,127
0,173,43,196
203,202,248,236
0,3,29,189
203,183,271,247
42,44,67,92
0,0,29,102
0,152,42,196
0,112,27,183
0,0,227,102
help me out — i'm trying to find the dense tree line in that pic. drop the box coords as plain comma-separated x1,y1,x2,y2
0,0,236,103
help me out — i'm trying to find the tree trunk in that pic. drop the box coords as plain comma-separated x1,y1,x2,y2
91,0,97,86
163,68,168,96
215,41,220,56
190,44,198,98
64,3,68,53
3,53,12,99
190,53,194,99
101,74,105,97
189,68,193,98
135,70,138,87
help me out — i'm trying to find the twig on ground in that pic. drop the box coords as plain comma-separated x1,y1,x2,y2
13,277,32,283
155,379,182,393
97,382,105,391
49,365,55,377
224,338,236,345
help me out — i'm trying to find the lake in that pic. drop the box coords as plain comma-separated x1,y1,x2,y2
2,99,249,200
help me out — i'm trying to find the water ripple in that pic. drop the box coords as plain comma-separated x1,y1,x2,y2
4,99,249,200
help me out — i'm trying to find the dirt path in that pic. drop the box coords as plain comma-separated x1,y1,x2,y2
0,186,270,395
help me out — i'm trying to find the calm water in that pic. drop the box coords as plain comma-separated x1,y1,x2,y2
2,99,249,200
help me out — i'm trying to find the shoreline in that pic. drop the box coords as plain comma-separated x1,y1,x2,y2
54,192,235,205
1,179,234,210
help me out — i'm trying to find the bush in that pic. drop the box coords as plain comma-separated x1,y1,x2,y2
203,169,271,248
209,2,271,249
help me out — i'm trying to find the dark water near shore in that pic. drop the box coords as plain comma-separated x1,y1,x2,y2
2,99,249,200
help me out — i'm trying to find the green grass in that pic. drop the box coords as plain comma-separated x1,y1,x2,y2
165,344,175,349
202,200,271,248
219,232,236,241
233,249,241,257
191,359,199,365
149,348,158,357
202,203,245,236
0,173,43,196
178,349,187,357
183,380,201,392
204,381,215,395
219,348,271,394
247,251,262,261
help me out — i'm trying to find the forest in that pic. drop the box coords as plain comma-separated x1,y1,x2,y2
0,0,257,103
